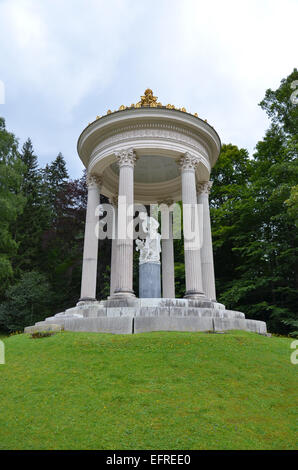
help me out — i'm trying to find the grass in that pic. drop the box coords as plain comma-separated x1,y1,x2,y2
0,330,297,450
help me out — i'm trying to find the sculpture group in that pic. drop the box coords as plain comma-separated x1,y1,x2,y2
136,213,161,265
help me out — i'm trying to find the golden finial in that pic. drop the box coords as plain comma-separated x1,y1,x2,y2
97,90,193,119
204,119,207,122
137,88,158,107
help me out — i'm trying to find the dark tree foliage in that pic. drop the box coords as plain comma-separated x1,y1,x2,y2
0,271,53,332
0,118,25,297
40,171,88,311
211,69,298,335
12,139,50,273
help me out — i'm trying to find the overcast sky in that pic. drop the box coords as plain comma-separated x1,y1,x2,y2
0,0,297,178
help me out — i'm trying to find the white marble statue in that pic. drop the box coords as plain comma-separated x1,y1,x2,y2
136,212,161,264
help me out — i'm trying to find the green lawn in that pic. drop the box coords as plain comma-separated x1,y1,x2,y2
0,330,297,450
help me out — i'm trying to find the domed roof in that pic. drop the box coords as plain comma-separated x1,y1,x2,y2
77,89,221,203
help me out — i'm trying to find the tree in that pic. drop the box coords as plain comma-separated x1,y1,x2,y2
211,70,298,335
41,172,88,310
0,271,53,332
43,152,69,216
12,139,50,272
0,118,25,296
259,68,298,136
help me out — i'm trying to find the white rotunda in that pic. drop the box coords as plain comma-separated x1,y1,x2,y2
25,90,267,335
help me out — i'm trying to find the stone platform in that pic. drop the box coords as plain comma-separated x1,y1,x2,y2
24,298,267,335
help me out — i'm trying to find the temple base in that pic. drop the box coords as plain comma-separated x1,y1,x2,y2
24,298,267,335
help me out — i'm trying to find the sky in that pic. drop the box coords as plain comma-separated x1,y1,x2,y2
0,0,297,178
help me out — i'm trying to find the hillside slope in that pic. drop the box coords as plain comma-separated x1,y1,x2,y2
0,330,296,450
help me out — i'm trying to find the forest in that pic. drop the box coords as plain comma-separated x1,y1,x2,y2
0,70,297,335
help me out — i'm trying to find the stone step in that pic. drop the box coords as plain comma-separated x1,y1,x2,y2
24,323,63,334
60,316,267,335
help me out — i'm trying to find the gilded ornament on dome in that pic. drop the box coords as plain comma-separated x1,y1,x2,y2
137,88,158,107
92,90,200,123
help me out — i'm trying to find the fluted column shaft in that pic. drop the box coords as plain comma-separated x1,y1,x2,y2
160,204,175,298
80,174,101,301
110,201,118,296
113,149,137,297
197,181,216,301
180,153,205,298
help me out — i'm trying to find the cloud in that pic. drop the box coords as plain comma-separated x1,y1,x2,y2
0,0,297,176
0,0,142,114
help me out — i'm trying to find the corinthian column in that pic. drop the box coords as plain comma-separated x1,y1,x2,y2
110,197,118,296
79,173,101,301
179,152,205,299
113,148,137,297
160,201,175,298
197,181,216,301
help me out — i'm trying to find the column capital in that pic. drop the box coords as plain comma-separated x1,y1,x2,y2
158,199,174,210
197,180,213,195
178,152,200,171
109,195,118,207
115,148,138,168
158,198,174,205
87,173,102,189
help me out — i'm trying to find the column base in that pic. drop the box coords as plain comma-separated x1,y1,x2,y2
110,289,136,299
77,297,97,305
184,290,208,300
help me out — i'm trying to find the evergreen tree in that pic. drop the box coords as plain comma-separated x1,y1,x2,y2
0,118,25,297
43,152,69,217
12,139,50,272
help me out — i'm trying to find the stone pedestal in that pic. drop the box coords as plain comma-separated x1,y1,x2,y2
139,262,161,298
